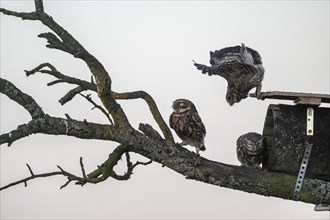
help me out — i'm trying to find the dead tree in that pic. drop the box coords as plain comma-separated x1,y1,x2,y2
0,0,329,207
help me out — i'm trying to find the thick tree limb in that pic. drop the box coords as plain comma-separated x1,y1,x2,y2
0,115,122,147
0,78,45,119
1,123,329,205
125,129,330,205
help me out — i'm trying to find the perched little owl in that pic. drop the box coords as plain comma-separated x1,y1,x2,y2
169,99,206,154
236,132,265,168
194,43,265,105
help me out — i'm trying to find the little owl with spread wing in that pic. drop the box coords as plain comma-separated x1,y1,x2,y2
194,43,265,105
169,99,206,154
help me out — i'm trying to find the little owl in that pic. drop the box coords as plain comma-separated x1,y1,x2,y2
169,99,206,154
194,43,265,106
236,132,265,168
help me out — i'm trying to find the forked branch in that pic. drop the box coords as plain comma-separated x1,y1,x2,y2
24,63,173,141
0,145,152,190
0,3,130,128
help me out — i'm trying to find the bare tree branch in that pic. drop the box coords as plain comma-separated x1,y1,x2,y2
0,164,63,190
113,91,174,142
26,164,35,176
34,0,44,12
38,32,67,51
59,86,85,105
0,144,153,191
0,115,122,147
139,123,163,141
25,63,96,91
79,93,113,124
132,159,153,169
0,78,44,119
0,76,123,146
0,5,131,128
24,63,173,141
79,157,87,180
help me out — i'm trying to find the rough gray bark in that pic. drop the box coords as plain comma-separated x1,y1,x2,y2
0,0,329,206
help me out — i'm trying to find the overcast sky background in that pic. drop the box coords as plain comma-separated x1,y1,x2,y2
1,0,329,219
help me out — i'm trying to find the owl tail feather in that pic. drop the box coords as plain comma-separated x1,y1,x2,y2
200,145,206,151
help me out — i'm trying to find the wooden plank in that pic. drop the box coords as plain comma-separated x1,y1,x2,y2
249,91,330,104
294,97,321,106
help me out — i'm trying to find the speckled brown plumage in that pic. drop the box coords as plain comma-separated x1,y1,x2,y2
169,99,206,154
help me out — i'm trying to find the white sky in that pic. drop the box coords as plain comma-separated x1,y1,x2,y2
0,1,329,219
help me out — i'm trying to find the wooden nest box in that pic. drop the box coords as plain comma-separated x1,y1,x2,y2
254,91,330,181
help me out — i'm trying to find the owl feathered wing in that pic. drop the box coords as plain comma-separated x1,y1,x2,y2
193,44,262,80
192,111,206,135
169,113,175,129
210,45,262,64
169,111,206,136
169,109,206,152
194,62,259,80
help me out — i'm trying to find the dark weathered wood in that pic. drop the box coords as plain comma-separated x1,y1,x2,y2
250,91,330,104
262,104,330,181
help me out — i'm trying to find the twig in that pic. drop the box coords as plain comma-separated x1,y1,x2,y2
60,180,72,189
59,86,85,105
79,93,113,124
38,32,66,51
132,160,153,169
47,79,66,86
138,123,163,141
0,170,63,191
80,157,87,179
64,114,72,120
26,164,35,176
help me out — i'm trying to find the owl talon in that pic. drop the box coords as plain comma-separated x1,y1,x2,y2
255,85,262,99
179,141,187,147
194,155,202,166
